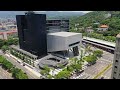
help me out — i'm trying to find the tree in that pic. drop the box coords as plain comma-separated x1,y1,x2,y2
0,39,5,48
93,50,103,58
71,64,82,73
85,44,92,55
0,55,5,63
54,69,71,79
12,68,21,78
92,24,99,28
15,70,28,79
80,49,84,61
84,55,97,65
40,66,50,79
67,65,74,72
1,45,9,53
2,59,13,72
12,68,28,79
57,63,65,68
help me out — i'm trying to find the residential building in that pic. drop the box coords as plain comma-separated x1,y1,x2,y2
85,26,94,33
98,24,109,31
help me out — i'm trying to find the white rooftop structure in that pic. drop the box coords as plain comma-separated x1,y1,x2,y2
83,37,116,47
47,32,82,52
48,32,81,37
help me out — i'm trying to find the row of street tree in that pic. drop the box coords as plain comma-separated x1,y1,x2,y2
0,55,28,79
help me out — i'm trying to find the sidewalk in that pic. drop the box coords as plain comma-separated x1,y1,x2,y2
6,53,41,78
24,66,41,78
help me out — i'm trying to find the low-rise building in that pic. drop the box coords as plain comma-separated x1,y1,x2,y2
0,30,17,40
98,25,109,31
85,26,94,33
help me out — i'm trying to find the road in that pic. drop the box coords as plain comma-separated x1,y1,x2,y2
95,51,113,79
0,65,13,79
4,55,40,79
0,50,13,79
75,49,114,79
0,50,39,79
98,67,112,79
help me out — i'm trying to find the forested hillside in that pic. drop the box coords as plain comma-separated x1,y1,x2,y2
70,11,120,42
70,11,120,31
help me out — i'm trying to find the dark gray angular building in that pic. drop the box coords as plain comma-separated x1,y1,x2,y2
16,12,47,58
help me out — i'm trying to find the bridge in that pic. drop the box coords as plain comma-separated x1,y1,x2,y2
82,37,116,54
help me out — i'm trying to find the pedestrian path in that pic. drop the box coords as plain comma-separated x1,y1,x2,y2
24,66,41,78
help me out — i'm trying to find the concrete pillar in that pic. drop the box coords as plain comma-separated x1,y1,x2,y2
73,46,79,56
3,32,8,40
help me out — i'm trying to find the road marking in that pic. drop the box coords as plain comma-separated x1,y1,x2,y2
93,64,112,79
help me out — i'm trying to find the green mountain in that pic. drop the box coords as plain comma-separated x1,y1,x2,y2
70,11,120,31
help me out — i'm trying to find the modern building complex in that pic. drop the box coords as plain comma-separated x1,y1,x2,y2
15,12,82,68
111,34,120,79
47,32,82,56
16,12,47,58
10,45,37,67
46,19,69,33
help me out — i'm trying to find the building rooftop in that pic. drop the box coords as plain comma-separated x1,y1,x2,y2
83,37,115,47
47,18,69,20
0,30,17,34
100,25,109,28
116,33,120,38
48,31,81,37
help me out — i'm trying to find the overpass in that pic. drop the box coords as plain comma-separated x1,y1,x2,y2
82,37,116,54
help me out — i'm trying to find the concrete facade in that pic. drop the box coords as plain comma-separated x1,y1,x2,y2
111,34,120,79
47,32,82,52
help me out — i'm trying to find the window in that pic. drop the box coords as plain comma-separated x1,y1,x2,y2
115,66,117,69
116,60,118,62
116,54,119,59
114,72,117,74
69,41,80,47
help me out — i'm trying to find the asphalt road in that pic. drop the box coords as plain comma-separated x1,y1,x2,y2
98,66,112,79
0,50,39,79
0,65,13,79
0,50,13,79
4,55,39,79
75,49,113,79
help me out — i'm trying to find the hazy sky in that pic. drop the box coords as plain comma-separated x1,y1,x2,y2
57,11,92,13
35,11,92,13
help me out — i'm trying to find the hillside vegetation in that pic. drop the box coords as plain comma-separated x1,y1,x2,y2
70,11,120,42
70,11,120,30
